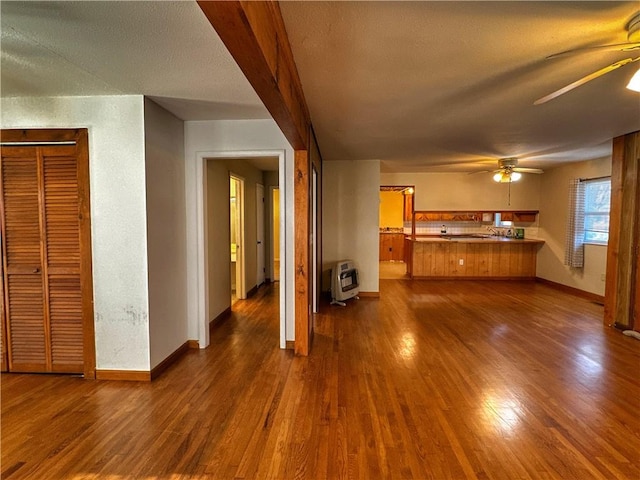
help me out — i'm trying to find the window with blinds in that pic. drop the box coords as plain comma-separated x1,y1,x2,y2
583,178,611,244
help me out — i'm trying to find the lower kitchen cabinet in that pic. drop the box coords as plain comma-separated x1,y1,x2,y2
380,233,405,261
411,240,542,278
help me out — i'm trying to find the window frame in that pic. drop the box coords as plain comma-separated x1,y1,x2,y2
583,177,611,246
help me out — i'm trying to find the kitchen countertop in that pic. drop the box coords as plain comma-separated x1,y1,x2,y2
408,235,545,244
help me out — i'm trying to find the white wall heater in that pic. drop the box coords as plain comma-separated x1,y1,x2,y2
331,260,360,306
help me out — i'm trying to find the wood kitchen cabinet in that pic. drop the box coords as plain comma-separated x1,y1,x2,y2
392,234,405,260
413,210,538,224
415,212,442,222
500,211,538,222
514,211,538,222
451,213,479,221
380,234,391,260
415,212,479,222
411,240,542,278
380,233,405,261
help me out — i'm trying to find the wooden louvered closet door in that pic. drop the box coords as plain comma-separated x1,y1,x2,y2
1,144,85,373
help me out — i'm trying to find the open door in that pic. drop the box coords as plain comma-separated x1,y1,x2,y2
311,167,318,313
272,187,280,282
256,184,265,288
230,175,245,303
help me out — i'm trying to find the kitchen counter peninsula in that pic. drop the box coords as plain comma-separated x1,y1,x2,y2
405,235,545,278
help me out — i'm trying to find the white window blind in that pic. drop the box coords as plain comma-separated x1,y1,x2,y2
583,178,611,244
564,177,611,268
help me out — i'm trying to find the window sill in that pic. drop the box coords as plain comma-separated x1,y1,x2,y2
584,241,608,247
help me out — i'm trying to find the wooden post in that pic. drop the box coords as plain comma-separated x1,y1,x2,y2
604,131,640,329
294,149,310,355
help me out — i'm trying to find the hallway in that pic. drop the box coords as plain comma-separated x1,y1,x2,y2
2,280,639,479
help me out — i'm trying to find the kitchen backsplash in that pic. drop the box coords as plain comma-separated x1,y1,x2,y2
403,222,540,238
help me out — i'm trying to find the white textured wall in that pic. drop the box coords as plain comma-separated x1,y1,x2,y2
1,96,151,370
206,161,231,322
184,120,295,344
536,156,611,296
323,160,380,293
381,172,541,211
144,98,188,369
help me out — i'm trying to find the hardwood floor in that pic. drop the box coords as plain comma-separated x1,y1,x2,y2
2,280,639,479
379,261,408,280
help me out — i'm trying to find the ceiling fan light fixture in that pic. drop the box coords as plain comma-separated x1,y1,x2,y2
626,67,640,92
493,170,522,183
628,11,640,43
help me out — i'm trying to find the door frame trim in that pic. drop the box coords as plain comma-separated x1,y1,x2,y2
196,149,288,350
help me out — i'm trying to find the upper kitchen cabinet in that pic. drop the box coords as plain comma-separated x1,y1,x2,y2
500,211,538,222
412,210,538,223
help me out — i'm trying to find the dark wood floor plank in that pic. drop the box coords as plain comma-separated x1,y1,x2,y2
2,280,639,479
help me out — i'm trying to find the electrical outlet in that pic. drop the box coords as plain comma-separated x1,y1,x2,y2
600,273,606,281
459,259,464,266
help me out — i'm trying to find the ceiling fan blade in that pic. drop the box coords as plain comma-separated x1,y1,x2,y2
513,167,544,174
546,42,640,59
534,57,640,105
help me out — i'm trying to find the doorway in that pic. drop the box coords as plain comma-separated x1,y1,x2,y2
199,150,288,350
230,175,245,304
379,185,413,280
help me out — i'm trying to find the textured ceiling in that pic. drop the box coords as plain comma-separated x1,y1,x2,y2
280,1,640,172
0,1,269,121
2,1,640,174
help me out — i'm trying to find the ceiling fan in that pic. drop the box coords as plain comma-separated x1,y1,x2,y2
534,10,640,105
490,158,543,183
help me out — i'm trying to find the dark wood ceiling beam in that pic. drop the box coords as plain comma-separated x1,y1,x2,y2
197,0,310,150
